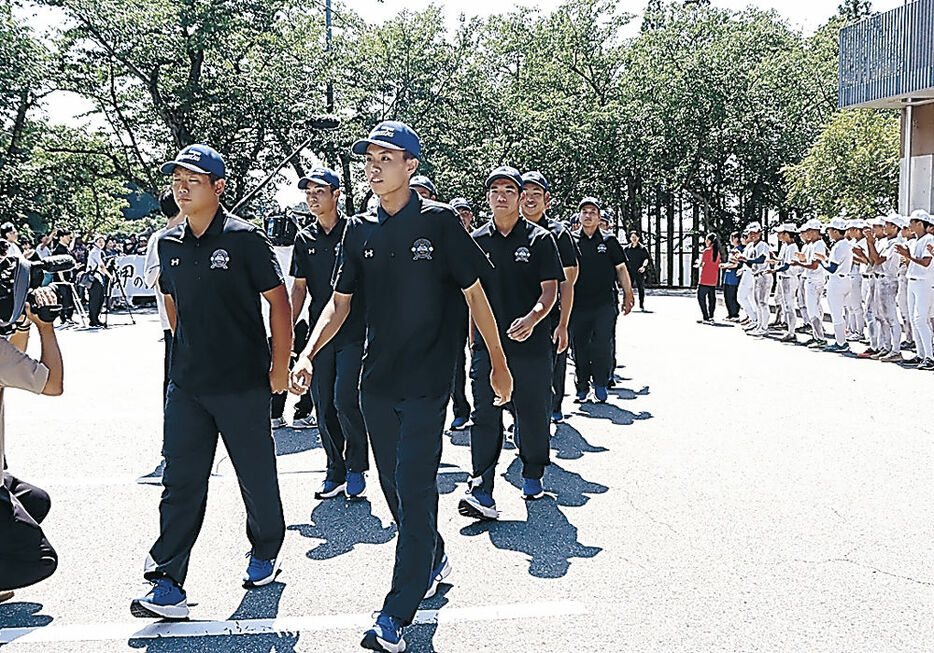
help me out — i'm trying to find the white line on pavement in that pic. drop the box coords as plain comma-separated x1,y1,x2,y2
0,601,587,645
32,465,469,488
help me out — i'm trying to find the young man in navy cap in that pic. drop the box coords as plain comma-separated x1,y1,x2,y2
448,196,475,431
520,171,579,423
290,122,512,653
570,197,634,403
291,167,369,500
132,145,291,619
460,166,564,520
410,175,438,201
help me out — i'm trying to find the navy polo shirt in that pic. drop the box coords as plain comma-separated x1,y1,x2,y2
158,207,284,394
334,190,491,398
574,228,626,310
472,218,565,358
290,218,365,345
529,214,579,329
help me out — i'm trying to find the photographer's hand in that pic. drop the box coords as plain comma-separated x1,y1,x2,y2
24,288,63,395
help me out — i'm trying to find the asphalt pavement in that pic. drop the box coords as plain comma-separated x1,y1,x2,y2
0,294,930,652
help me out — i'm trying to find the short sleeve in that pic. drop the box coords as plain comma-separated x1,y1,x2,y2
144,232,161,288
333,223,360,294
0,339,49,394
533,232,565,284
245,230,284,293
608,237,626,266
555,230,579,268
443,212,491,289
290,232,308,279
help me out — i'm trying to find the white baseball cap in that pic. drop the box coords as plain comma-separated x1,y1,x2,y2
910,209,934,225
746,222,762,233
828,217,848,231
774,223,796,234
798,219,822,233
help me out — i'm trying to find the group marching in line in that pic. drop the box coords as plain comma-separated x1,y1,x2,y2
711,211,934,369
132,120,636,652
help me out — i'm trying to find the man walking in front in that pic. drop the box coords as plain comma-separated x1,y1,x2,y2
132,145,291,619
290,122,512,652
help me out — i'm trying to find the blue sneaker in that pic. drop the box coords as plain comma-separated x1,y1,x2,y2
361,612,406,652
522,477,544,500
450,416,469,430
130,577,189,619
551,411,564,423
823,342,850,353
423,553,451,600
346,472,366,500
457,487,499,520
242,552,280,588
594,385,608,402
314,479,346,500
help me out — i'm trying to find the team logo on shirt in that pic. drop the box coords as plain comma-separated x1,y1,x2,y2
170,258,180,267
210,249,230,270
597,243,607,254
514,247,531,263
308,247,315,255
411,238,433,261
364,249,374,258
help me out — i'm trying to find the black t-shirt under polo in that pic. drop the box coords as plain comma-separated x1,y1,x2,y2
574,228,626,310
472,218,565,359
334,190,491,399
290,218,365,346
158,207,284,394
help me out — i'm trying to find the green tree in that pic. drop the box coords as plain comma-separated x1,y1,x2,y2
784,109,899,218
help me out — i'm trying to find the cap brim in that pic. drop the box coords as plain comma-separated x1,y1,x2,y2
487,174,522,190
523,179,549,191
298,176,334,190
351,138,406,156
161,161,213,176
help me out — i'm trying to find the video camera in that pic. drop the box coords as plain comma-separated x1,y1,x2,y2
0,254,77,334
265,208,312,247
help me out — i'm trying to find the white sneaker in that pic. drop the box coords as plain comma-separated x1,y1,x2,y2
270,417,287,429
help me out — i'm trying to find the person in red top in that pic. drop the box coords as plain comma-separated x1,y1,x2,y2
695,233,722,323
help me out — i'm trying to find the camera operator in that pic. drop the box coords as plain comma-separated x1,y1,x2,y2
85,235,113,328
0,287,64,597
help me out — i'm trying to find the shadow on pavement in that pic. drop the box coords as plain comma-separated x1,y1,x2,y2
128,582,297,652
437,463,468,496
273,427,321,456
576,402,652,426
459,496,601,578
504,458,608,508
0,601,52,630
609,385,650,400
406,584,451,653
550,423,608,460
287,498,396,560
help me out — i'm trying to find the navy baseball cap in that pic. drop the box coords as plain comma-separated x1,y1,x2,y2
485,166,523,191
578,197,602,211
410,175,437,197
522,171,550,192
352,121,421,159
298,167,340,190
160,144,226,179
451,197,472,211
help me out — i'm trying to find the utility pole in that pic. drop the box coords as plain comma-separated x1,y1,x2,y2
326,0,334,114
